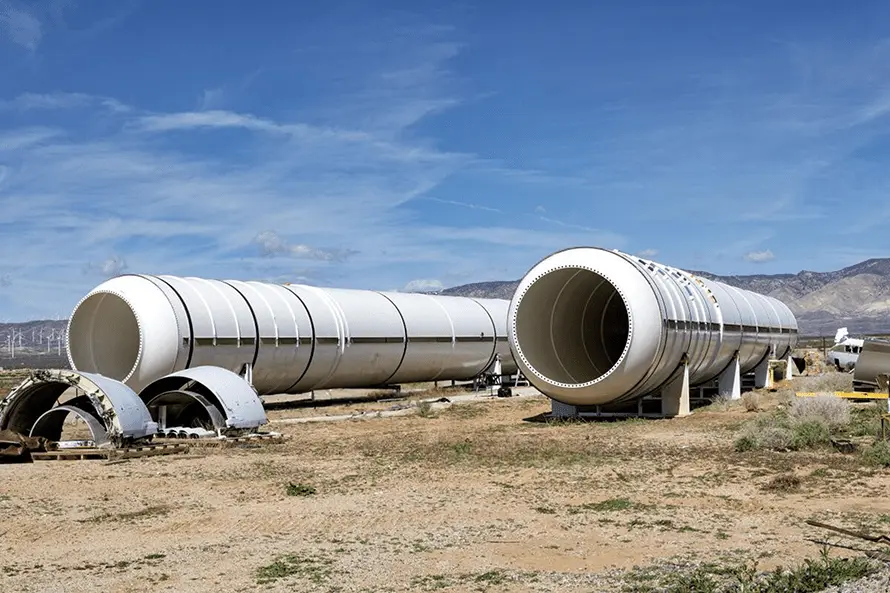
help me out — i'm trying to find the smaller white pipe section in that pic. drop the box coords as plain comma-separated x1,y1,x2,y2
67,274,517,394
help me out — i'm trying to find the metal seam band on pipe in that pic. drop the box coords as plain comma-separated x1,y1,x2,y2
508,246,798,407
67,274,517,394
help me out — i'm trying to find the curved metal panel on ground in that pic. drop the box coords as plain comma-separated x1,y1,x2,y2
508,247,799,406
0,369,157,445
853,339,890,391
68,274,519,395
143,390,228,432
30,405,109,445
138,366,267,430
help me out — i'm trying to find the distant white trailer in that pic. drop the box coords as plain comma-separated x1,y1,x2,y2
827,327,864,370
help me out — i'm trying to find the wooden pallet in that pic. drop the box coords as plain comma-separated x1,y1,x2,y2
30,443,189,461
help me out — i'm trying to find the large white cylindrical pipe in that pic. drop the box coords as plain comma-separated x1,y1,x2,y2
508,247,798,406
67,274,517,394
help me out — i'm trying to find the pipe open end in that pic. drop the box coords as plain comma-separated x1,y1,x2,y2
67,292,141,382
513,266,630,387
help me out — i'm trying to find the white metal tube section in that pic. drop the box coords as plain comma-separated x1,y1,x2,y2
508,247,798,406
66,274,517,394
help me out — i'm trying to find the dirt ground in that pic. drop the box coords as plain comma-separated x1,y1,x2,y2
2,373,889,593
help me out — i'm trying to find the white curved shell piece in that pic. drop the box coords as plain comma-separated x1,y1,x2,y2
67,275,518,395
0,369,158,445
30,404,110,445
508,247,799,407
138,366,267,430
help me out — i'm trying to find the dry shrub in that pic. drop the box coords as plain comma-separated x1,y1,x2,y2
762,473,801,492
863,441,890,467
788,395,851,430
705,393,736,411
756,425,796,451
735,421,795,452
794,372,853,393
741,391,760,412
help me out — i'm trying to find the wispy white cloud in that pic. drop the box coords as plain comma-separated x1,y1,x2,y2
636,249,658,258
0,127,62,151
133,110,293,134
83,255,128,277
403,278,443,292
0,1,41,51
422,196,502,213
536,215,603,234
0,92,131,113
253,230,358,262
744,249,776,263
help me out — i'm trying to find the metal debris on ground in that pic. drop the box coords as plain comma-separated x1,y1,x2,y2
152,431,288,447
0,428,53,463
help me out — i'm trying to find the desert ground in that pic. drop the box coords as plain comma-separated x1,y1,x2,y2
2,367,890,592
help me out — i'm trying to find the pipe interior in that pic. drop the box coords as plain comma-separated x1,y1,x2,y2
68,292,140,381
515,267,629,385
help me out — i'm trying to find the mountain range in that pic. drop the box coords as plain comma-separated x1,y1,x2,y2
440,258,890,337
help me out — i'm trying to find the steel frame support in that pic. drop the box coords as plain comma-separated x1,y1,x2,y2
754,356,772,389
718,353,741,400
660,362,690,417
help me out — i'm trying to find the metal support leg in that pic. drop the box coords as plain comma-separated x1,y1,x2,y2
550,399,579,418
784,355,794,381
754,356,772,389
661,363,690,417
719,353,741,400
241,362,253,388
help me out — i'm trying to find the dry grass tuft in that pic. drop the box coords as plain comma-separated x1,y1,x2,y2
761,473,802,492
741,391,761,412
788,396,850,430
793,373,854,393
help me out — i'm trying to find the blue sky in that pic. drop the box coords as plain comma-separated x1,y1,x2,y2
2,0,890,320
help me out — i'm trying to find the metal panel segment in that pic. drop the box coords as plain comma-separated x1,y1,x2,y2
30,404,109,445
853,339,890,391
0,369,157,444
144,390,228,432
139,366,267,430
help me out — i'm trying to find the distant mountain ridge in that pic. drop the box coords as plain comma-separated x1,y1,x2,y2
439,258,890,336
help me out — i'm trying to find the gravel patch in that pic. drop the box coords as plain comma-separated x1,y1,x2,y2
823,564,890,593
